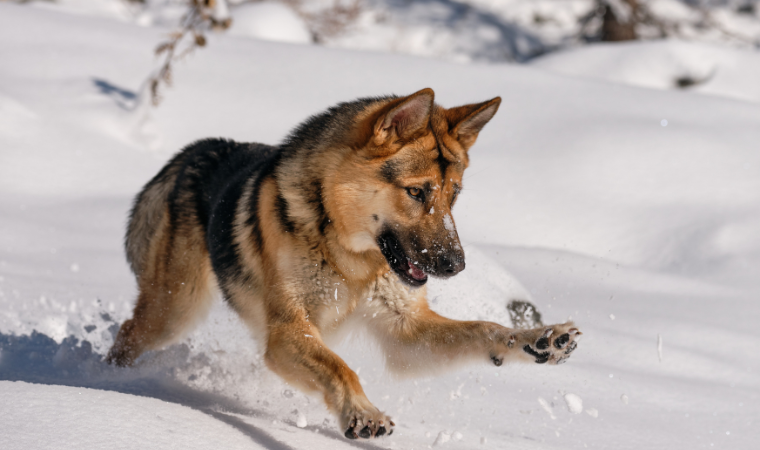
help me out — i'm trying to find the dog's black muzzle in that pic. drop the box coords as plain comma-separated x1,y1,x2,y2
377,231,465,287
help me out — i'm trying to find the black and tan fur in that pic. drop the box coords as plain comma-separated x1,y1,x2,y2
107,88,581,439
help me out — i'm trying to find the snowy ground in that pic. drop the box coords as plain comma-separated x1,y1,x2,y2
27,0,760,63
530,39,760,103
1,3,760,450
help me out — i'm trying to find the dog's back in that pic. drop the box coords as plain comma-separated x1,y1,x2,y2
125,139,278,279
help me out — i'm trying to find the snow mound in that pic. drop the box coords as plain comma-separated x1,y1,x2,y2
0,381,261,450
230,2,312,44
426,247,531,325
530,40,760,104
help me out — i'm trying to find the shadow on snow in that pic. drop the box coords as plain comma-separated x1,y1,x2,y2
0,331,381,450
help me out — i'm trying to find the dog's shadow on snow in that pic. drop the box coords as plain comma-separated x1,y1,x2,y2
0,331,381,450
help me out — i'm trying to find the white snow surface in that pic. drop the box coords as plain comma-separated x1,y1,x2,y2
1,3,760,450
530,40,760,104
228,2,312,44
0,381,264,450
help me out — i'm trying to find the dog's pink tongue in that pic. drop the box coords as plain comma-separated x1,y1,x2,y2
408,261,426,280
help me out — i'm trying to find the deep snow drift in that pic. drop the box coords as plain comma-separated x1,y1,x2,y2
1,3,759,450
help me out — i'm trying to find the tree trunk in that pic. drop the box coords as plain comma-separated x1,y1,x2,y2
601,0,638,42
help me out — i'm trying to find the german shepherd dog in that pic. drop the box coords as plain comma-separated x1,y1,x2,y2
107,88,581,439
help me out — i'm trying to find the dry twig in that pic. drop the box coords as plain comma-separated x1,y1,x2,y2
149,0,231,106
282,0,363,43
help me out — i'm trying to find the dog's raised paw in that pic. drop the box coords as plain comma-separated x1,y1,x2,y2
520,324,581,365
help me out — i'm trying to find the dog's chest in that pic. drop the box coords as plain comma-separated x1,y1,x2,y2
313,272,419,329
313,280,353,327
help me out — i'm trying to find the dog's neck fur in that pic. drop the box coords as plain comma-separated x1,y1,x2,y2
272,97,396,285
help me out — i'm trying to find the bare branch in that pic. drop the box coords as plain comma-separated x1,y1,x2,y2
146,0,231,106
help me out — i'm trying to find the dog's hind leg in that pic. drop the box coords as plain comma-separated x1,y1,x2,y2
107,219,215,367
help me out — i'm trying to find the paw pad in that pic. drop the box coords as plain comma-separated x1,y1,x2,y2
343,414,394,439
522,326,581,364
554,333,570,349
523,344,550,364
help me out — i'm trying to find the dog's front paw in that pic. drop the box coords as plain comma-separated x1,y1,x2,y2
520,323,581,365
342,406,394,439
490,323,581,366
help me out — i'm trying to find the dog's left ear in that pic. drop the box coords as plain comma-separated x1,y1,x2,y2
373,88,435,145
446,97,501,149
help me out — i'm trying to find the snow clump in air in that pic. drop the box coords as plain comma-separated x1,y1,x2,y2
564,393,583,414
433,430,451,446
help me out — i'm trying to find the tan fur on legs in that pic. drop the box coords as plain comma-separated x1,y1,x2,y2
107,216,215,366
356,280,581,375
264,318,392,439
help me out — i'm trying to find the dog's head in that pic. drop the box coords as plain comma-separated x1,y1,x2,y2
328,88,500,287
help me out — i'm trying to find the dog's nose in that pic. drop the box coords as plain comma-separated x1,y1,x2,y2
438,254,465,277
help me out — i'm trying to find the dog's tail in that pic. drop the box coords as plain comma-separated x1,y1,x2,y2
124,154,183,278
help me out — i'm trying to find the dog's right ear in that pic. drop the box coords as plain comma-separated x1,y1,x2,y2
446,97,501,151
373,88,434,146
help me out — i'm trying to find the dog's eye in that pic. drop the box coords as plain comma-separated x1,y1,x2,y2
407,187,424,202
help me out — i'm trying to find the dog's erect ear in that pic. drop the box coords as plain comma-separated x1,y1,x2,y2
374,88,434,144
446,97,501,149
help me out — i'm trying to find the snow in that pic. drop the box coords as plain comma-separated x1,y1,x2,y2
229,2,312,44
530,40,760,104
296,412,307,428
658,333,663,362
1,2,760,450
443,213,455,233
0,381,263,450
538,397,557,420
433,430,452,446
564,393,584,414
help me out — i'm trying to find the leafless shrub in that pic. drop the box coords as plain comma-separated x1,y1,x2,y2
145,0,362,105
0,0,55,3
149,0,231,106
578,0,758,44
282,0,363,43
